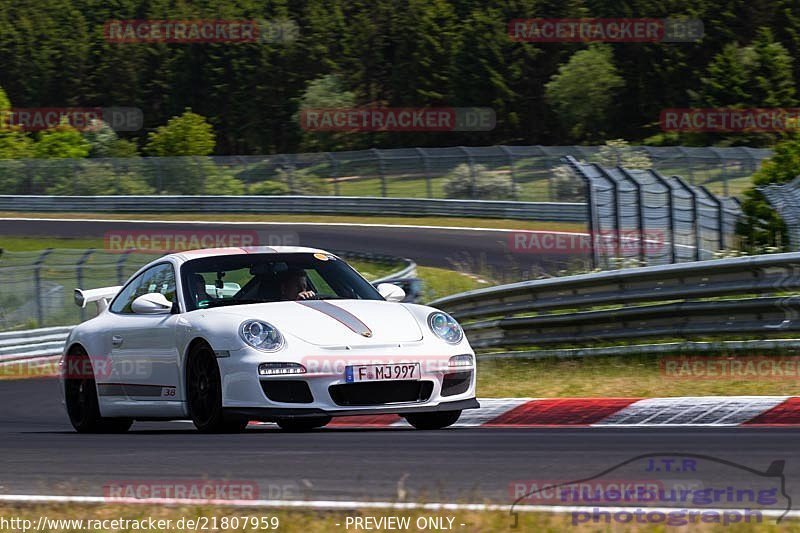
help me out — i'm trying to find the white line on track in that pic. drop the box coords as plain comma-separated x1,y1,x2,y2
0,494,796,520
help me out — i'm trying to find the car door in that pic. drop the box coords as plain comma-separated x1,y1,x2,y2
106,262,182,402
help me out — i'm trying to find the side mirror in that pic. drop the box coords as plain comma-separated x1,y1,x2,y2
131,293,173,315
376,283,406,303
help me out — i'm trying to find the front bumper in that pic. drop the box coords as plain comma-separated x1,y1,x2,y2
224,398,480,422
218,344,479,418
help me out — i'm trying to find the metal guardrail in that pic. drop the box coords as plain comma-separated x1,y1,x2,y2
0,195,587,222
0,326,72,362
431,252,800,351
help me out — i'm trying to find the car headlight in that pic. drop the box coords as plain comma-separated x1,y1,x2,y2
427,312,463,344
240,320,284,352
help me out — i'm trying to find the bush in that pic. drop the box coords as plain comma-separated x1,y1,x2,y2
45,162,154,195
442,163,517,200
275,167,331,195
201,172,245,195
736,135,800,252
248,180,290,195
550,164,585,202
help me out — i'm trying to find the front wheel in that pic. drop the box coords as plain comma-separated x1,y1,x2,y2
404,410,461,430
186,342,248,433
276,416,331,432
64,347,132,434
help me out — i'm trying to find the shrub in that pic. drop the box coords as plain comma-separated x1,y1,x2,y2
442,163,517,200
248,180,290,195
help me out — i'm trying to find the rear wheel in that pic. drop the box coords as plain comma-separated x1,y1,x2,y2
64,347,132,434
186,342,248,434
404,410,461,430
276,416,331,432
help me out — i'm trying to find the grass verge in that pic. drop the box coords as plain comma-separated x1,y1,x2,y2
0,211,585,233
477,353,800,398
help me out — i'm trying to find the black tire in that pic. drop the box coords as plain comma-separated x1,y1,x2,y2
186,342,248,433
404,410,462,430
64,347,133,434
276,416,331,432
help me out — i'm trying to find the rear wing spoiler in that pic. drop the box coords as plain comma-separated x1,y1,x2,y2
74,286,123,313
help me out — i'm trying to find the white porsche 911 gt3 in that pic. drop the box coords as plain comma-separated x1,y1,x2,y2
61,246,479,433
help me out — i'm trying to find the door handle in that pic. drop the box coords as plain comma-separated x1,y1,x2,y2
111,335,123,347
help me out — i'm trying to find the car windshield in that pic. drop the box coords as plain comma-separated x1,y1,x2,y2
180,252,383,311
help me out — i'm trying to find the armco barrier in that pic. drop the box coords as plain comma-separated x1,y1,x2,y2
0,326,72,362
430,252,800,350
0,195,586,222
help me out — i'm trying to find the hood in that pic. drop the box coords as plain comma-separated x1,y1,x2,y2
211,300,423,346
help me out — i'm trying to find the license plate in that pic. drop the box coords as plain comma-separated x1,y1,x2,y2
345,363,420,383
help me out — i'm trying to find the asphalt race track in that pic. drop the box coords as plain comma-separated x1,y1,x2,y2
2,378,799,508
0,217,583,279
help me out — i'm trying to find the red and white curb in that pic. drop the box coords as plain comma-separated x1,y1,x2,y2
248,396,800,428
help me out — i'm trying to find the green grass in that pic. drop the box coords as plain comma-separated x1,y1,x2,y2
477,352,800,398
334,173,556,202
0,211,585,233
416,266,490,302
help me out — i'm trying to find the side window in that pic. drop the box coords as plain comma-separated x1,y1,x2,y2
110,263,177,314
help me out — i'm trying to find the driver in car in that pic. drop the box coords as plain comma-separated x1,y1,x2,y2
278,268,316,300
192,274,215,308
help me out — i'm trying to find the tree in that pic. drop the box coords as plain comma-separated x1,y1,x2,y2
689,28,796,145
33,124,90,159
0,86,9,115
737,135,800,251
0,85,33,193
145,110,216,157
296,74,357,151
692,29,795,109
83,120,139,158
545,45,624,141
596,139,652,169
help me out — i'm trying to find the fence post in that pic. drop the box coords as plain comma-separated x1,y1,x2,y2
76,249,95,322
564,156,597,269
324,153,340,196
279,155,295,193
457,147,477,199
673,176,701,261
617,168,646,264
33,249,54,327
116,249,134,284
593,165,622,262
499,145,517,200
648,170,677,264
155,158,163,193
371,148,387,197
415,147,432,198
701,185,725,250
